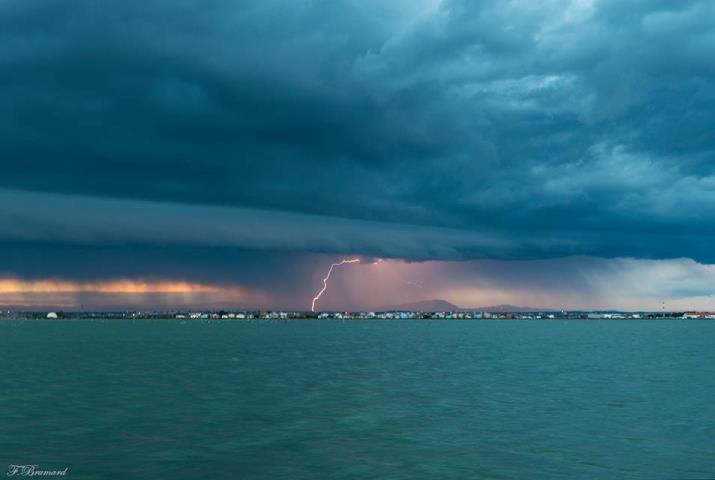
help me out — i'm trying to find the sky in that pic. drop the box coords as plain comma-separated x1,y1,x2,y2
2,0,715,311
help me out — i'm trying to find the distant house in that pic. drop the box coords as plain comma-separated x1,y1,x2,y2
46,312,58,319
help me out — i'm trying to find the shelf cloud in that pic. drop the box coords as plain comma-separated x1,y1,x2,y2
2,0,715,308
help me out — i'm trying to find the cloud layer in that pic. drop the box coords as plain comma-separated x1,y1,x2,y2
3,0,715,261
2,0,715,308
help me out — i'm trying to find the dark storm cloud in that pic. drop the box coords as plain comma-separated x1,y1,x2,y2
2,0,715,271
0,188,563,259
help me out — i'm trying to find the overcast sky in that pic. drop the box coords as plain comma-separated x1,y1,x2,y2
2,0,715,310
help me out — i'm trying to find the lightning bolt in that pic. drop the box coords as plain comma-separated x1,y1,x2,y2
311,259,360,312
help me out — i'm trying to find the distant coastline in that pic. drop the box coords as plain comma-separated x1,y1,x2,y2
2,310,713,321
4,296,713,320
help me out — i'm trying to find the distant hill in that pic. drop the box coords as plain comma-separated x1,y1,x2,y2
376,299,460,312
376,299,553,312
464,304,554,313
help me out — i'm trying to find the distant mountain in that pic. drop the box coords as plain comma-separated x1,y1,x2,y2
464,304,554,313
376,299,553,312
376,299,460,312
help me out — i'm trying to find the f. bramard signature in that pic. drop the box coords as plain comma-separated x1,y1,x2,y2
7,465,68,477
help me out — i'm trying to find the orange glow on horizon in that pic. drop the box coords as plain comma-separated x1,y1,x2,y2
0,278,227,294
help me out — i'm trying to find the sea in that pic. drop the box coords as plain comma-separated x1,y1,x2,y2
1,319,713,479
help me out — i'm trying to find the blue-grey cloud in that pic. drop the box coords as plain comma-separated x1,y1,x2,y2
2,0,715,276
0,188,570,259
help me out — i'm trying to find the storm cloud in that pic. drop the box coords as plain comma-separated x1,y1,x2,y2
2,0,715,308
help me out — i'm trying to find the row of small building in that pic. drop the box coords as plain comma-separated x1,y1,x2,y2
172,311,715,320
28,310,715,320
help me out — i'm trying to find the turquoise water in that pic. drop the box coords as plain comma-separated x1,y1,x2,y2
1,319,714,479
